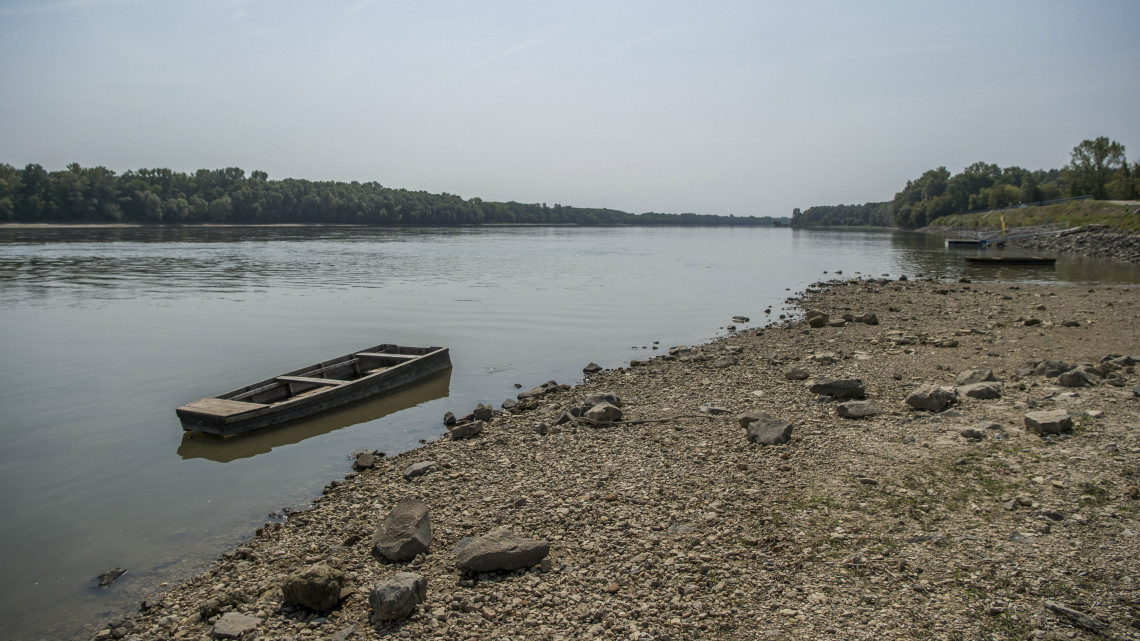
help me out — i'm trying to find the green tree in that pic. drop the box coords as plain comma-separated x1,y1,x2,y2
1065,136,1127,199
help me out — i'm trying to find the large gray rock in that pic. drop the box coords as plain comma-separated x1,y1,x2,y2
1025,410,1072,435
454,527,549,572
212,612,262,639
807,378,866,399
958,381,1002,399
369,572,427,623
584,402,623,422
448,420,484,439
403,461,437,480
1058,365,1102,388
906,384,957,412
1033,360,1071,377
281,564,345,612
517,380,560,400
956,368,996,386
472,403,494,421
373,496,432,562
740,414,794,445
837,400,882,419
805,310,829,328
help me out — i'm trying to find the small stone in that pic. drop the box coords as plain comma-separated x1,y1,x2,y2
958,382,1002,399
369,572,427,623
784,367,810,381
448,420,484,439
960,428,985,440
501,398,517,410
212,612,262,639
442,411,456,426
1024,410,1072,435
805,310,829,328
584,402,623,423
906,384,957,412
956,368,996,386
353,451,378,471
583,362,603,374
282,564,346,612
97,568,126,588
836,400,882,419
403,461,438,481
807,378,866,399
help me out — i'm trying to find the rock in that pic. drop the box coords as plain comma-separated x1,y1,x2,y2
1058,365,1102,388
1043,600,1109,631
861,312,879,325
810,352,839,365
836,400,882,418
956,368,996,386
472,403,494,421
403,461,437,481
712,355,738,368
455,527,550,572
960,428,985,440
517,380,559,400
906,384,957,412
732,315,750,323
784,367,810,381
807,378,866,399
448,420,484,439
583,392,622,408
442,411,456,426
369,572,427,623
281,564,346,612
805,310,829,328
582,362,603,374
958,381,1002,399
1032,360,1071,377
501,398,517,410
1134,384,1140,398
698,403,730,415
584,402,623,422
738,414,794,445
1062,319,1080,327
372,495,432,562
97,568,126,588
1024,410,1072,435
211,612,262,639
353,451,378,471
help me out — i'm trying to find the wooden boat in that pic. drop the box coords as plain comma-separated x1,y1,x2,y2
177,344,451,435
965,256,1056,266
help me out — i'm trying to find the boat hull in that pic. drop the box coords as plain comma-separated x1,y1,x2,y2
176,344,451,435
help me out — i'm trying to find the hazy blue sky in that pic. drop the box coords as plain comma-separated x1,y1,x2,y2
1,0,1137,217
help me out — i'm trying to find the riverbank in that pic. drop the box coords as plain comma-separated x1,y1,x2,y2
91,278,1139,641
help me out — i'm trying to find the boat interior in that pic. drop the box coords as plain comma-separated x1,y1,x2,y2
222,345,434,405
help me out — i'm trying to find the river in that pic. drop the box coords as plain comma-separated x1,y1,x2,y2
1,225,1137,640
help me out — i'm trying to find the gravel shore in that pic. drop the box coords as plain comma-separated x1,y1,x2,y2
95,278,1140,641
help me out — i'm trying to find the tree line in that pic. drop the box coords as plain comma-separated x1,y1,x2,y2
793,136,1139,229
0,163,782,227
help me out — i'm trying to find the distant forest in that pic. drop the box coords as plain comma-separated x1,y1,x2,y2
793,136,1139,229
0,163,782,227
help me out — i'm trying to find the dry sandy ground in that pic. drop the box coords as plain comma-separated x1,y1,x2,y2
93,278,1140,641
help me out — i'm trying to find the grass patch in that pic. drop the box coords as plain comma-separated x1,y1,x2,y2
930,200,1140,233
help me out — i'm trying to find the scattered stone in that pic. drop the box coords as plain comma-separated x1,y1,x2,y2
369,572,427,623
960,428,985,440
211,612,262,639
473,403,494,421
448,420,484,439
958,381,1002,399
353,451,379,471
583,362,603,374
97,568,125,588
805,310,829,328
861,312,880,325
698,403,730,415
836,400,882,419
517,380,560,400
738,414,794,445
732,316,750,323
1058,365,1102,388
281,564,346,612
807,378,866,399
455,527,550,572
501,398,517,410
403,461,438,481
1062,319,1081,327
784,367,810,381
956,368,996,386
1024,410,1072,435
584,402,623,422
1033,360,1071,377
1043,600,1109,631
583,392,622,407
905,384,957,412
372,496,432,562
442,411,457,426
712,355,738,368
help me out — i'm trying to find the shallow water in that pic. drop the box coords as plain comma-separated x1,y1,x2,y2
0,225,1136,640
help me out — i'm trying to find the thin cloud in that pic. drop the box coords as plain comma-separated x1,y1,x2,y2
0,0,153,16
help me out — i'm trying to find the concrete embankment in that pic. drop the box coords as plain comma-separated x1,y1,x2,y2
91,279,1140,641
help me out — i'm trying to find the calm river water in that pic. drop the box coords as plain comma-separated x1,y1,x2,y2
1,225,1138,640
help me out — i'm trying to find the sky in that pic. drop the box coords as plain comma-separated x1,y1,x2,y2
1,0,1138,218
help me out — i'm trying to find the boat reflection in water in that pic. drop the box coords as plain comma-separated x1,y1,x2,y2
177,369,451,463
